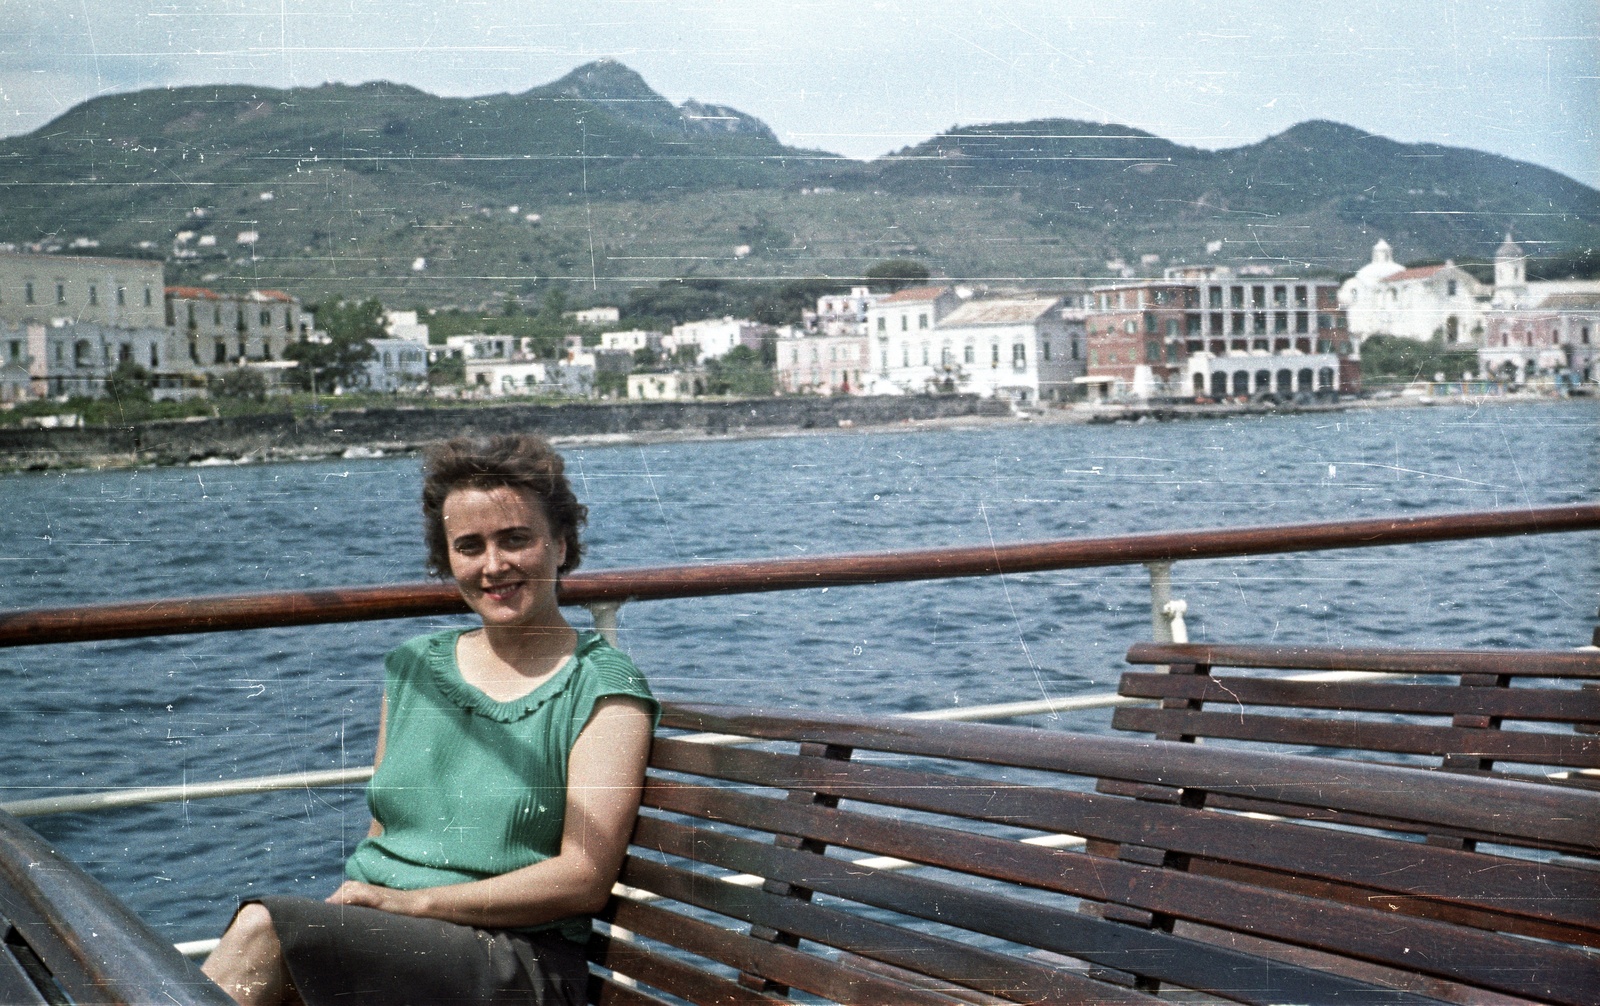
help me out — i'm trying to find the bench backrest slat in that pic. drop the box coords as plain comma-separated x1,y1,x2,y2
1119,671,1600,723
1116,645,1600,785
1110,705,1600,767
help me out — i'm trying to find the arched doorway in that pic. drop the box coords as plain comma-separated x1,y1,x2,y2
1211,372,1227,397
1232,371,1249,395
1317,367,1335,390
1275,369,1292,394
1193,373,1205,395
1254,370,1271,393
1297,368,1313,392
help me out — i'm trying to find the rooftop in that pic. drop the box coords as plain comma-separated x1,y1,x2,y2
939,297,1061,326
879,286,951,304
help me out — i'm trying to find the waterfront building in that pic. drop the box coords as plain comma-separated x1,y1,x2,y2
1339,240,1491,344
929,297,1083,405
1086,272,1354,399
164,287,306,395
774,325,870,395
355,338,429,393
466,359,550,397
627,370,701,400
0,252,165,331
1479,292,1600,386
868,286,962,390
665,317,766,363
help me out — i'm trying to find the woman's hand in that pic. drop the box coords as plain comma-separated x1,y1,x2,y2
326,881,426,916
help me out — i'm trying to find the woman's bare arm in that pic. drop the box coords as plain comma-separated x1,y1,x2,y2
328,694,653,926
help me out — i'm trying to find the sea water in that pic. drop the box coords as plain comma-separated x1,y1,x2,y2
0,400,1595,942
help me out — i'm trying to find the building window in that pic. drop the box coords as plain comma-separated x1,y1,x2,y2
24,282,34,304
261,309,272,327
918,313,928,329
900,315,908,332
1071,338,1079,360
118,342,131,362
117,287,126,306
215,341,227,364
1209,287,1222,308
877,317,886,333
1230,287,1244,309
88,285,98,306
1124,319,1136,335
74,340,92,366
1165,319,1179,337
964,344,975,364
991,344,1000,366
56,283,66,304
1042,341,1051,362
1012,343,1026,368
150,343,159,367
1146,341,1160,363
1447,280,1458,297
144,287,153,306
1273,286,1287,307
1295,286,1308,308
921,344,928,365
902,344,909,367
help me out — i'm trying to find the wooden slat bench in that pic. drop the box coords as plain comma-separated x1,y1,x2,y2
1117,644,1600,786
586,703,1600,1006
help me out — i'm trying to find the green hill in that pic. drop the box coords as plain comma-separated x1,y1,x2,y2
1,60,1594,308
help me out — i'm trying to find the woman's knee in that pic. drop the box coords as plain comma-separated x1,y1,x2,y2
228,903,278,943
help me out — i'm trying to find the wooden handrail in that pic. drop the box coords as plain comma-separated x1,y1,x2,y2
1127,643,1600,678
2,503,1597,648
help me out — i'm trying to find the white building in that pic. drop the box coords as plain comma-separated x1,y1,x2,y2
467,359,550,397
383,310,430,343
600,329,663,354
628,370,702,400
927,297,1082,404
664,317,765,363
868,286,962,385
357,337,429,393
802,286,879,336
1339,240,1491,344
444,334,525,360
568,306,621,325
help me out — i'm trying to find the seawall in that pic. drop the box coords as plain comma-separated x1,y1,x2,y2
0,395,1013,471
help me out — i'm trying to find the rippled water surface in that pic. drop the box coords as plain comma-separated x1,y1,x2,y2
1,400,1596,941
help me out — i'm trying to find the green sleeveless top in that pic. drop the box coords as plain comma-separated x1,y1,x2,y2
345,628,658,940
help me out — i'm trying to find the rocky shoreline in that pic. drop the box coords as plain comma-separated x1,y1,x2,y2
0,392,1545,473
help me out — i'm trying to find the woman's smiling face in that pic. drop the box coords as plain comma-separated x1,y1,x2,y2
442,485,567,626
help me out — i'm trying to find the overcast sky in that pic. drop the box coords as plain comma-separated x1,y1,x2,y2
3,0,1595,187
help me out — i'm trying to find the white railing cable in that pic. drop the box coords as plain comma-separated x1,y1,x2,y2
0,671,1407,820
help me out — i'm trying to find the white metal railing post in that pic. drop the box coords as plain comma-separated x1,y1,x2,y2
1145,561,1174,643
587,601,623,646
583,598,634,981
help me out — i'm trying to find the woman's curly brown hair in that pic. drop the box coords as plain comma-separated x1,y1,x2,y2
421,434,587,578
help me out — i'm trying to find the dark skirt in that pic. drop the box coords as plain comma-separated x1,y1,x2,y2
250,895,588,1006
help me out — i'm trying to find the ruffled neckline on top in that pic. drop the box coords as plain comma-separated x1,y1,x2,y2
428,628,601,722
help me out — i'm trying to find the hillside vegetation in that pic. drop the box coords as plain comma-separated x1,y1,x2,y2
2,60,1596,308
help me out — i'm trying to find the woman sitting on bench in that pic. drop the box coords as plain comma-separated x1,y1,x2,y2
202,434,658,1006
